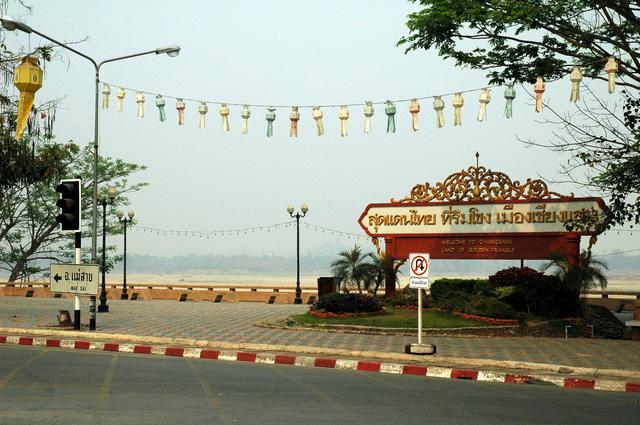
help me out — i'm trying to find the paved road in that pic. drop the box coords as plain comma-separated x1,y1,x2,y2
1,345,638,425
2,297,640,371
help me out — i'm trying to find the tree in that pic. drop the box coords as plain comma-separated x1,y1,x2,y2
541,249,608,309
330,245,370,293
541,251,608,312
0,142,147,281
399,1,640,226
361,253,401,296
0,2,132,281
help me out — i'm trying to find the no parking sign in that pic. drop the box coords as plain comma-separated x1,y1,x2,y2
409,253,430,289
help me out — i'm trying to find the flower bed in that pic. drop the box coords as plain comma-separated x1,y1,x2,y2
453,312,519,325
308,309,385,319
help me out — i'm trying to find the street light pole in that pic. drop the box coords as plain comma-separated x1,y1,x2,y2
116,210,135,300
0,16,179,269
287,204,309,304
98,186,117,312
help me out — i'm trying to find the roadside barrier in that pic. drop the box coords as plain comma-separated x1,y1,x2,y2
0,282,317,304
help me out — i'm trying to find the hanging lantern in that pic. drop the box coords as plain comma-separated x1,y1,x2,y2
477,89,491,122
604,57,618,94
338,105,349,137
385,100,396,133
102,83,111,109
116,88,125,112
289,106,300,138
136,92,145,118
241,105,251,134
452,93,464,126
312,106,324,136
534,76,545,113
198,102,208,129
176,98,186,125
266,108,276,137
363,101,374,134
220,103,230,131
504,85,516,118
433,96,445,128
13,56,43,139
569,66,582,103
409,99,420,131
155,95,166,122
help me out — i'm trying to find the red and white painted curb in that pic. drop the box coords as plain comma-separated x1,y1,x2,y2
2,334,639,393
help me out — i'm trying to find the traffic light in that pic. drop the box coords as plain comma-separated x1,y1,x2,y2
55,179,81,232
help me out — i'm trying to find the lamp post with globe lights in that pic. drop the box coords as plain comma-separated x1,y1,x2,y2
116,210,135,300
287,204,309,304
97,186,117,312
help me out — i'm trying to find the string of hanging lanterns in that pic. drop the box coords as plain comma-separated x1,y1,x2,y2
95,57,621,138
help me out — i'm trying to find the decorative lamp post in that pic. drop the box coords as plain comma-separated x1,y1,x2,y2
0,16,179,273
116,209,135,300
287,204,309,304
97,186,117,313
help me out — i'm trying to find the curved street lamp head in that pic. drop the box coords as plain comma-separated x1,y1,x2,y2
0,16,32,33
287,205,294,215
127,210,135,219
116,210,124,220
155,45,180,57
301,204,309,214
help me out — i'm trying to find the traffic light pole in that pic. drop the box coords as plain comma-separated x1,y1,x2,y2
74,232,81,330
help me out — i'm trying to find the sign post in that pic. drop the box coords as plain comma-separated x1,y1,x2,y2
405,253,436,355
50,261,100,331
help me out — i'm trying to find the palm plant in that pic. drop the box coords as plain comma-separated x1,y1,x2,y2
330,245,369,293
362,253,401,296
541,251,608,310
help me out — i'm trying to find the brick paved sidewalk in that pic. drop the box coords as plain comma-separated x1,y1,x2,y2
1,297,639,373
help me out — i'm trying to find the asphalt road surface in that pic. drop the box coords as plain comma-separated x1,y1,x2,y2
0,345,638,425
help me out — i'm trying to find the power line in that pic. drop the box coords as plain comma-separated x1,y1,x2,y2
593,248,640,257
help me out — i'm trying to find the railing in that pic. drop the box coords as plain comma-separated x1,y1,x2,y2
582,290,640,300
1,282,638,297
0,281,319,303
0,281,316,292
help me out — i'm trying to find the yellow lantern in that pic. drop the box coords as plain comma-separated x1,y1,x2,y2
14,56,43,139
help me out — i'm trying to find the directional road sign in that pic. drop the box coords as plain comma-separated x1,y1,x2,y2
50,263,99,295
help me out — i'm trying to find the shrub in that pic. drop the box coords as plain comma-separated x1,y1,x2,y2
385,286,421,307
432,290,473,312
430,279,493,303
430,278,476,302
489,267,579,318
313,292,383,313
472,279,492,296
464,297,519,319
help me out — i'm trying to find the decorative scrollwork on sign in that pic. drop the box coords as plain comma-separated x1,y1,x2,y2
370,237,382,257
391,155,573,203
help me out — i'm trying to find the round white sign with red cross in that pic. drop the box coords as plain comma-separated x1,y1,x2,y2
409,253,430,278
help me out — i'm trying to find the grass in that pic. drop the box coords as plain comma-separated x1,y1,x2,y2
288,307,488,329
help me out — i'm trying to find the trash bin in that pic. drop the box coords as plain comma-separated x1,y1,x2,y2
317,277,336,298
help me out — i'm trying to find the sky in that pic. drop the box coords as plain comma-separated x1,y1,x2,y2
2,0,637,260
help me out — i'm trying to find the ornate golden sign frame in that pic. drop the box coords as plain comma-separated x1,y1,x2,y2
391,153,573,204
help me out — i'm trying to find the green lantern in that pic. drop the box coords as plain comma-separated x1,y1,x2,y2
385,100,396,133
266,108,276,137
155,95,166,122
504,85,516,118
